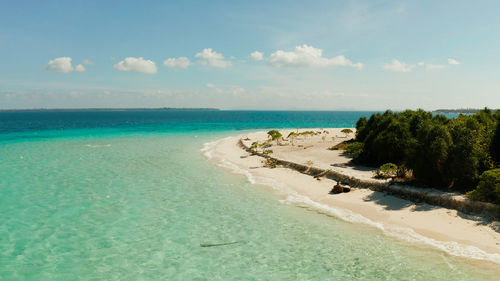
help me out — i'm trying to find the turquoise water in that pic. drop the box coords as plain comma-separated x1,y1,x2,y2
0,111,497,280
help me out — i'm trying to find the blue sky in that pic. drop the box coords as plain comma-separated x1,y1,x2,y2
1,0,499,110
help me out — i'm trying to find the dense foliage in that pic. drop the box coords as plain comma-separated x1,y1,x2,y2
467,169,500,204
352,109,500,197
374,163,398,179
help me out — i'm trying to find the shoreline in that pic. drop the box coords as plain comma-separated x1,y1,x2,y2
203,128,500,265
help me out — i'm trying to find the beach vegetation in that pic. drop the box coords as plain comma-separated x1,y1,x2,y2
299,131,317,138
341,128,353,138
267,130,283,145
250,141,259,150
374,163,398,179
492,111,500,164
288,132,299,145
263,149,273,155
467,169,500,204
352,108,499,196
344,142,364,158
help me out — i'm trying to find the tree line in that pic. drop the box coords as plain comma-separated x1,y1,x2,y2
348,109,500,203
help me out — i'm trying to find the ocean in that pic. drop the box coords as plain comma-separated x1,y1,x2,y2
0,110,497,280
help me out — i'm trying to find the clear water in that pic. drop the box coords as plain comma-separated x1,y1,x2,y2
0,110,496,280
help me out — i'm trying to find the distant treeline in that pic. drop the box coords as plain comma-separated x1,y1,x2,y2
433,108,498,114
349,109,500,203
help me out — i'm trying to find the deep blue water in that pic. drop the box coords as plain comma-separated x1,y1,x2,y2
0,110,380,143
0,110,374,134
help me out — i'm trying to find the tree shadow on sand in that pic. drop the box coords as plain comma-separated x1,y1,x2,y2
362,191,439,211
457,212,500,233
330,161,375,172
364,191,500,234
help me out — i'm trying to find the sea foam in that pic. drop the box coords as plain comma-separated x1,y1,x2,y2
202,138,500,264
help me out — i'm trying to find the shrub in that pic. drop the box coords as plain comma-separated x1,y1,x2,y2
263,149,273,155
341,128,353,137
250,142,259,150
267,130,282,144
344,142,364,158
467,168,500,204
374,163,398,179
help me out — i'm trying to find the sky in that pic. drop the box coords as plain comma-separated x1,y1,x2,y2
1,0,499,110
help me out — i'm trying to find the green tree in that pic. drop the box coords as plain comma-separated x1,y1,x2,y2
267,130,283,145
468,168,500,204
341,128,353,138
492,114,500,165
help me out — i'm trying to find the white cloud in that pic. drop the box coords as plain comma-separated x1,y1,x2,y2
46,57,74,73
195,48,232,68
82,59,94,65
426,64,447,70
206,83,216,88
250,51,263,61
448,58,460,65
382,59,414,72
267,45,363,69
75,64,86,72
163,57,190,69
114,57,157,74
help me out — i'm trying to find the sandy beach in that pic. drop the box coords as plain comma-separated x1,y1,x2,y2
204,128,500,264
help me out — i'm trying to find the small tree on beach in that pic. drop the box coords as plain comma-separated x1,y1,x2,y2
267,130,283,145
341,129,353,138
288,132,299,146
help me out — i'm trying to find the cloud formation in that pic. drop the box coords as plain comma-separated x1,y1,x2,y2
382,59,414,72
46,57,75,73
250,51,263,61
163,57,190,69
267,45,363,69
75,64,86,72
114,57,157,74
195,48,232,68
384,58,461,72
82,59,94,65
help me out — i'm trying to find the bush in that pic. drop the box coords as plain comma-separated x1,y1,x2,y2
467,169,500,204
262,149,273,155
344,142,364,158
267,130,282,143
374,163,398,179
341,128,353,137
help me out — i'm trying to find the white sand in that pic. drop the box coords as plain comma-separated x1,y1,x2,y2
204,128,500,264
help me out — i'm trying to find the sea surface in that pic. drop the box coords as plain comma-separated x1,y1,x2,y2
0,110,497,280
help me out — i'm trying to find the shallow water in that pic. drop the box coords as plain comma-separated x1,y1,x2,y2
0,110,497,280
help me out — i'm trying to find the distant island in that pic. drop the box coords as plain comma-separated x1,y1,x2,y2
0,107,220,112
434,108,498,114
